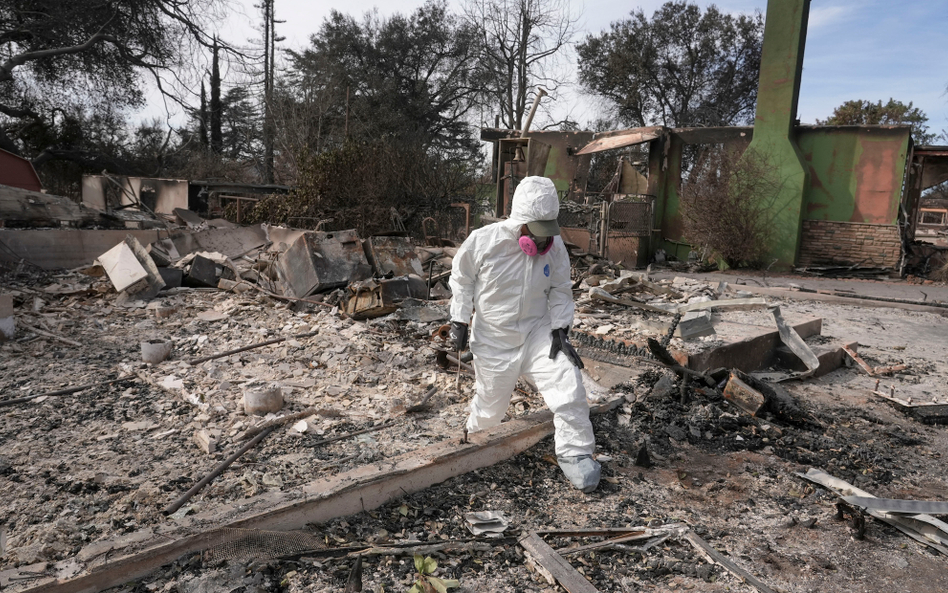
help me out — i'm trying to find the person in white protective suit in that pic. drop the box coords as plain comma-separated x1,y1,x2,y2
448,176,600,493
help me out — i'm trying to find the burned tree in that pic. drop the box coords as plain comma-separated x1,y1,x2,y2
464,0,579,130
680,146,784,268
0,0,232,171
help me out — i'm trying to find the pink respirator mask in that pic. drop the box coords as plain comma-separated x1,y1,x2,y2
519,235,554,256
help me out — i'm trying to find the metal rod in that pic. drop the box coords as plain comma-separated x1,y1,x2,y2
446,353,474,373
239,407,319,440
0,376,132,408
188,331,319,365
19,322,82,347
407,386,438,413
164,425,277,516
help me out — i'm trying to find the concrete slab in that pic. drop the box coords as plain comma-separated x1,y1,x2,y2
0,229,168,270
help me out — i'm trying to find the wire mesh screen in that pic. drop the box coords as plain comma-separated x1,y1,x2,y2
203,528,327,562
557,204,599,230
609,197,653,237
558,202,602,255
605,235,645,266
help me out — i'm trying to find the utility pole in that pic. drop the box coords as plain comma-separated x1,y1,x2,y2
262,0,275,184
210,36,222,155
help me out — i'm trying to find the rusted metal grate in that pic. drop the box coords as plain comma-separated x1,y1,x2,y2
608,197,653,237
557,204,599,231
204,528,326,562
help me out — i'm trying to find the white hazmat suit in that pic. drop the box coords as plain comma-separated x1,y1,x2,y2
449,177,599,491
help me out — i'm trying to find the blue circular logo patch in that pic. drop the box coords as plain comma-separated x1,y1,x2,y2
543,264,550,277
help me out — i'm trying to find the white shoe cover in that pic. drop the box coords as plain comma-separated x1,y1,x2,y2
558,455,601,493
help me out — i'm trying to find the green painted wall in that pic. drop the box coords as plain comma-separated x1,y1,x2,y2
797,126,910,224
651,126,910,260
745,0,811,268
655,135,684,257
524,130,593,199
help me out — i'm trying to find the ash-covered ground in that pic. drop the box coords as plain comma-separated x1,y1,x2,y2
2,269,948,593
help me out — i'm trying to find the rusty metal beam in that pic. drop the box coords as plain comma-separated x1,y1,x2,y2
671,126,753,145
727,285,948,317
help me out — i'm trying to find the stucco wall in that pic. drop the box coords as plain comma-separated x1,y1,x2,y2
796,126,910,225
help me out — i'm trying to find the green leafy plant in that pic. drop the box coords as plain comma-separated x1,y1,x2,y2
408,554,459,593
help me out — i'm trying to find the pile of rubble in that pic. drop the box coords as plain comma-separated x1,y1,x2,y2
3,212,948,593
84,214,456,319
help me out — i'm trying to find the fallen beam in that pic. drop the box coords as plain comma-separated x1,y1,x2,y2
683,531,778,593
728,285,948,317
520,532,599,593
17,399,622,593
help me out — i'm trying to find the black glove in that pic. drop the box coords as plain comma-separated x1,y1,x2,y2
550,327,584,369
449,321,468,352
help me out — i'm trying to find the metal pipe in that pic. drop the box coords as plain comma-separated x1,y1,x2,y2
188,330,319,366
446,353,474,373
520,88,548,138
0,376,132,408
164,426,276,516
407,386,438,413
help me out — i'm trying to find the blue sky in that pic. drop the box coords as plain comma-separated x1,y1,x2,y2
169,0,948,137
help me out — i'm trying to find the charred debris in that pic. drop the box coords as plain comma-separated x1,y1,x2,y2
2,204,948,593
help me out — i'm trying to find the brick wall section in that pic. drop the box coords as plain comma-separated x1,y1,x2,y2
798,220,902,269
